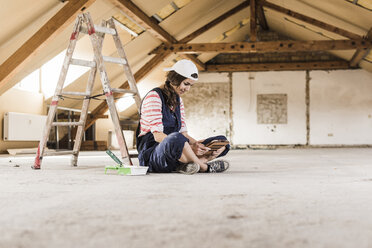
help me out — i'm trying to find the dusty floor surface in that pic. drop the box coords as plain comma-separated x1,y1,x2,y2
1,148,372,248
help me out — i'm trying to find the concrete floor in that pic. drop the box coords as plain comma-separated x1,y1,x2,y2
0,148,372,248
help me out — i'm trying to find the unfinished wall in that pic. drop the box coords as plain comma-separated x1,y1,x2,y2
181,73,230,140
92,69,372,148
232,71,307,145
310,69,372,145
0,88,44,153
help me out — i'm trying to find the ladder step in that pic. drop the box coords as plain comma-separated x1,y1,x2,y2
71,58,96,68
45,151,76,156
80,25,116,35
111,88,137,95
52,121,84,127
60,91,91,97
102,56,127,65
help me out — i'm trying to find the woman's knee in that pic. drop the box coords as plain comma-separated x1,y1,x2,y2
164,132,188,145
214,135,228,141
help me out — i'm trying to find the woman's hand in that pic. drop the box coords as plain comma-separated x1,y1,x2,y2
211,146,226,158
191,142,210,156
201,145,226,161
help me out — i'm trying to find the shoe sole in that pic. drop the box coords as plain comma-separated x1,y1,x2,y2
178,163,200,175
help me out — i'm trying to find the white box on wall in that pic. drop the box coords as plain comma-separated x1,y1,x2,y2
3,112,47,141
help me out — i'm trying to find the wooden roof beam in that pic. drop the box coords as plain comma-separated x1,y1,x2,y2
258,0,362,40
151,39,372,54
109,0,177,43
206,61,350,72
250,0,257,42
110,0,205,71
179,1,250,43
350,28,372,67
0,0,95,93
256,5,269,30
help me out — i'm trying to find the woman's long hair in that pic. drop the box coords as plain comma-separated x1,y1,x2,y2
162,71,187,111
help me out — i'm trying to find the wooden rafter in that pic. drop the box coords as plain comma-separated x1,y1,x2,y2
258,0,362,40
250,0,257,42
256,5,269,30
179,1,250,43
0,0,95,93
151,39,372,54
206,61,350,72
350,28,372,67
108,0,177,43
109,0,205,70
84,52,171,130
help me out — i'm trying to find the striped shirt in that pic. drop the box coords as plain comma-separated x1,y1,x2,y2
139,90,187,137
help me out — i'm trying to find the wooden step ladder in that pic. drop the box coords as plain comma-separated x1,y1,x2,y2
33,12,141,169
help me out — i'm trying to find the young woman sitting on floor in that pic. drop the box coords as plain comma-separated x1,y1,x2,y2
136,59,230,174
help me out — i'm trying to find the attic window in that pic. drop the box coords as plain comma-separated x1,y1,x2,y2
346,0,372,11
152,0,192,22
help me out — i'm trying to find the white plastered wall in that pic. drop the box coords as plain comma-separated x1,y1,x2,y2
232,71,307,145
310,69,372,145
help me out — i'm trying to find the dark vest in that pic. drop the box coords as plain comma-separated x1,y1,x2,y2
136,87,182,166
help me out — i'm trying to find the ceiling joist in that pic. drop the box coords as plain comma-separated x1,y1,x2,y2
256,4,269,30
250,0,257,42
151,39,372,54
0,0,96,92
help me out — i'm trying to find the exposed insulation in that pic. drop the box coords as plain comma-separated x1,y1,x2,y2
211,16,249,43
113,14,144,35
156,4,176,19
174,0,192,8
155,0,193,20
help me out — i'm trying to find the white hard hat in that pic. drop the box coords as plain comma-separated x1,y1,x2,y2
164,59,198,81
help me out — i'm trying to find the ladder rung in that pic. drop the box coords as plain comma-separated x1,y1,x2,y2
52,121,84,127
80,25,116,35
45,151,76,156
60,91,90,97
71,58,96,68
111,88,137,95
103,56,127,65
